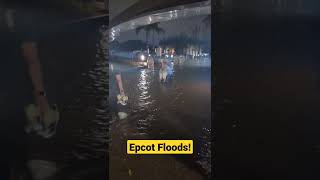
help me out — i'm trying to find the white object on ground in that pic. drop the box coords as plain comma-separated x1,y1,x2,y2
118,112,128,120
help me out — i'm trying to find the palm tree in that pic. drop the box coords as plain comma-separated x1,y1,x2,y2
192,25,201,56
136,23,165,51
135,25,152,47
156,28,165,46
159,33,194,55
150,23,165,47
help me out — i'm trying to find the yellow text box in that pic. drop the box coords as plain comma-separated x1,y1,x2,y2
127,140,193,154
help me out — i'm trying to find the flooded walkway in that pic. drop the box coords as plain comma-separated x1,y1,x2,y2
109,56,212,179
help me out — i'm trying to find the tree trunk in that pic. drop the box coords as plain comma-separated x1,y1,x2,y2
146,30,150,51
152,30,155,48
146,31,148,47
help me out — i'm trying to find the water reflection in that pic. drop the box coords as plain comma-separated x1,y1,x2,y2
138,69,151,108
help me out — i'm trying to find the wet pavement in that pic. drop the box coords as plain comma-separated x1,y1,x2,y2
109,55,212,179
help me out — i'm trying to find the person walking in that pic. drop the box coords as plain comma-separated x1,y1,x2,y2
147,56,155,70
159,58,168,82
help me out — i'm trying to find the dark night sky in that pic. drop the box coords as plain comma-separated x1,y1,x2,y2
117,15,211,44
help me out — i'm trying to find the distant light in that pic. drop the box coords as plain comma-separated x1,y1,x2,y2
140,54,146,61
173,10,178,18
171,55,173,58
169,11,173,18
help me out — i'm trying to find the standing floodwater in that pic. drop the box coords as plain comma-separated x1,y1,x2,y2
110,56,212,179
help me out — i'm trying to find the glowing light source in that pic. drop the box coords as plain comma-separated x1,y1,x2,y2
140,54,146,61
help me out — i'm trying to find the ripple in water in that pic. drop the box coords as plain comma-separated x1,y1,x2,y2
66,25,109,161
